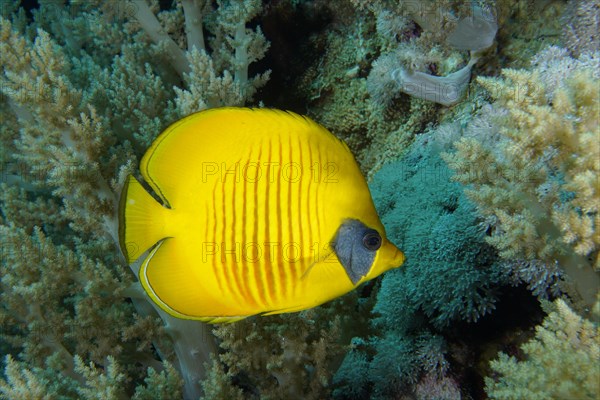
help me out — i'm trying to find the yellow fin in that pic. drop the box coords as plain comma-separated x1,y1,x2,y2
138,108,346,208
197,316,249,324
139,239,253,322
300,247,336,281
139,108,244,207
261,304,311,316
119,175,170,263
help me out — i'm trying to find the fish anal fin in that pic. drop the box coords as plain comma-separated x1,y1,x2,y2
196,316,250,324
140,239,213,318
139,239,255,322
261,304,311,316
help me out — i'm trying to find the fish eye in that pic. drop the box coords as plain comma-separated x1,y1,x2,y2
362,229,381,251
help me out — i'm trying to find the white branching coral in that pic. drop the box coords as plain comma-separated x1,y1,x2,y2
131,0,270,112
0,1,270,398
485,299,600,400
443,46,600,307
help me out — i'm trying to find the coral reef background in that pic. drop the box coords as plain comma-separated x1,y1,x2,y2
1,0,598,399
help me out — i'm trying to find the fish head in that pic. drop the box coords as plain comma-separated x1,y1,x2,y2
332,219,404,286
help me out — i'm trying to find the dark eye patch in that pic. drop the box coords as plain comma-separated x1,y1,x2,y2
331,219,381,285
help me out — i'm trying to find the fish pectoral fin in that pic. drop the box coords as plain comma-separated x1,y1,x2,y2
299,261,317,281
299,248,337,281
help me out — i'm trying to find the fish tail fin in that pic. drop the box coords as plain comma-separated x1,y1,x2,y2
119,175,170,263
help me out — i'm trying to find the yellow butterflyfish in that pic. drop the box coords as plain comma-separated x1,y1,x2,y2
119,108,404,323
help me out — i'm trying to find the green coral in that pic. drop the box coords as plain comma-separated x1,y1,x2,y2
132,362,184,400
485,299,600,400
331,343,371,400
333,130,506,398
2,1,598,398
0,355,66,399
0,1,269,397
296,1,437,175
370,135,505,329
494,0,565,68
201,296,366,399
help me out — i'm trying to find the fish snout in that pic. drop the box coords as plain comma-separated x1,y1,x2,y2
369,240,405,279
391,246,405,268
381,238,405,269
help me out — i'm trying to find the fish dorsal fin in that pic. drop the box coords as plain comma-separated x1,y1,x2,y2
140,108,341,208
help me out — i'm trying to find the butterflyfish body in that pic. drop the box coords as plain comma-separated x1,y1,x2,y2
119,108,404,323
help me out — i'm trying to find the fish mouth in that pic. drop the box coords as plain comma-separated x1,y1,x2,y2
392,246,406,267
381,238,405,268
